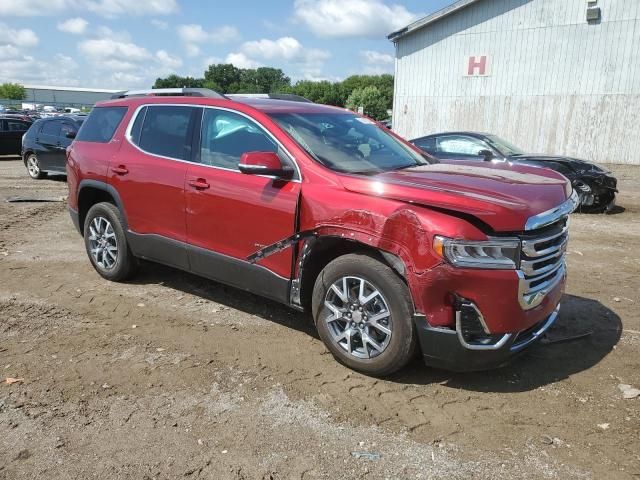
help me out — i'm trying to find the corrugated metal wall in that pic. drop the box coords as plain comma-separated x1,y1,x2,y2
392,0,640,164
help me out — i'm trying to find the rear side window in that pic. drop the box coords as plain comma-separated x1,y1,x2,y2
76,106,127,143
6,120,30,132
136,106,198,161
41,121,61,136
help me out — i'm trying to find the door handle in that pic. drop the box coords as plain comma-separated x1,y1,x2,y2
111,165,129,175
188,178,210,190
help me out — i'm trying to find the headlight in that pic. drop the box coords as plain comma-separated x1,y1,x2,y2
433,236,520,269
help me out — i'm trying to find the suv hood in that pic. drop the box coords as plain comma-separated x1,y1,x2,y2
339,163,570,232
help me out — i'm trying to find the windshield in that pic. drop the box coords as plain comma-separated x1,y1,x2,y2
269,112,428,174
485,134,525,156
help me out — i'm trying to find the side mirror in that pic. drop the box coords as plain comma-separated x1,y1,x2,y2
239,151,294,179
66,131,77,139
478,149,494,161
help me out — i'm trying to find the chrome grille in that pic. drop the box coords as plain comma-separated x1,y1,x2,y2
518,221,568,310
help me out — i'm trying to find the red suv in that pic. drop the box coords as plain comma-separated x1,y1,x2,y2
67,88,577,375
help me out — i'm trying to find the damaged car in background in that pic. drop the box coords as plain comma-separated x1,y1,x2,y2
411,131,617,212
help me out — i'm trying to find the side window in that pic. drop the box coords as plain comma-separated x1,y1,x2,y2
6,120,29,132
41,121,61,137
129,106,146,145
138,106,198,161
76,106,127,143
437,135,488,157
199,109,279,170
60,123,76,137
413,137,436,153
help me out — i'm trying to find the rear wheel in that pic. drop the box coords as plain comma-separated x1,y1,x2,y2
26,153,45,179
312,253,417,376
84,202,138,281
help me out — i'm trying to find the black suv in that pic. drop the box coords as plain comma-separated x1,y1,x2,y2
22,116,85,179
0,116,31,156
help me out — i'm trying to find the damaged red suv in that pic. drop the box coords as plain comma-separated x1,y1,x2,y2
67,88,577,375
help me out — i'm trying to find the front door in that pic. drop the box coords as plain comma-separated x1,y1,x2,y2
109,104,201,270
185,107,301,302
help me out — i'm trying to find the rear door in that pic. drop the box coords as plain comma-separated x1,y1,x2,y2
111,104,201,269
37,120,63,170
184,107,301,302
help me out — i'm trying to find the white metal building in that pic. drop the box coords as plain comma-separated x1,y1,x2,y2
21,85,119,108
389,0,640,165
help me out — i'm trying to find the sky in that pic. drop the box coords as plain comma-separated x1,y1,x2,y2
0,0,454,90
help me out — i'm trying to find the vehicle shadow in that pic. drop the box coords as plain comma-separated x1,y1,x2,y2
128,264,621,392
390,294,622,392
129,262,319,338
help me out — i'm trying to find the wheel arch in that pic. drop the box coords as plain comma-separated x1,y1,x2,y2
294,234,413,313
77,180,128,233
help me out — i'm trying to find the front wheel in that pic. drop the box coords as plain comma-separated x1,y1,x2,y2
26,153,45,179
83,202,138,281
312,253,417,376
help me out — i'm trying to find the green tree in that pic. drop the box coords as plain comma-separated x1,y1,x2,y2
203,63,242,93
153,75,204,89
0,83,26,100
239,67,291,93
288,80,342,105
339,74,393,109
345,86,388,120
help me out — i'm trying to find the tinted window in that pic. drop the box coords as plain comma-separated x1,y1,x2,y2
6,120,29,132
41,121,61,136
60,123,77,137
129,106,146,145
413,136,436,153
200,109,279,170
76,106,127,143
138,106,197,161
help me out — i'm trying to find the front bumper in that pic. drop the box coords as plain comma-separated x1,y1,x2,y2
415,303,561,372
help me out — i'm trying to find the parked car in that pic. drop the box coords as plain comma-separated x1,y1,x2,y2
21,115,85,179
411,132,617,212
0,116,31,155
67,88,576,375
1,112,34,123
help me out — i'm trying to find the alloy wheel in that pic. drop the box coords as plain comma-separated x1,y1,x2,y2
323,276,393,359
88,216,118,270
27,155,40,178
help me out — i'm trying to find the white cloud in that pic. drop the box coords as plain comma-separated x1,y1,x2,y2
57,17,89,35
177,24,240,57
224,52,262,69
78,37,151,71
293,0,420,38
77,34,184,88
225,36,330,80
0,52,80,86
0,24,39,48
155,49,182,70
361,50,394,65
0,0,178,17
85,0,178,17
238,37,329,64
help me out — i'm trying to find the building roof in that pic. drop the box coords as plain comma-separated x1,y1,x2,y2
23,84,120,93
387,0,483,42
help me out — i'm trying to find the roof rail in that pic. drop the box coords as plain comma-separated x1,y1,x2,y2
226,93,313,103
110,88,226,100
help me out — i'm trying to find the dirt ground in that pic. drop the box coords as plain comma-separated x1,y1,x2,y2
0,157,638,480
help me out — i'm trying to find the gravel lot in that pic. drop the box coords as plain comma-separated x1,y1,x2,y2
0,157,638,479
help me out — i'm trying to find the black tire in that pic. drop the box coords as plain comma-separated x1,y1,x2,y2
312,253,417,376
25,153,46,179
83,202,138,281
